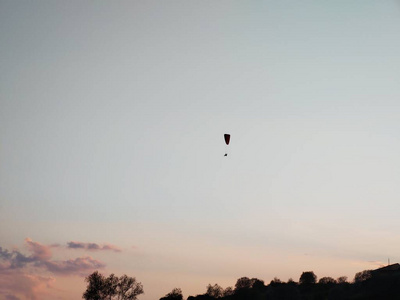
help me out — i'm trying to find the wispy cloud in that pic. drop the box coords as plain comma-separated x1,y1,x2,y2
66,241,122,252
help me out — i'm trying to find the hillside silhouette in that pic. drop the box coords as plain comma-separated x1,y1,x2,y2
159,264,400,300
83,264,400,300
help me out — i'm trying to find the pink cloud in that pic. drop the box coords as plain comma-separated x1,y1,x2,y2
0,239,109,299
0,268,55,300
25,238,52,261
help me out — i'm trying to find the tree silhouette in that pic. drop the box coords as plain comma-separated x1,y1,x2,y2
160,288,183,300
336,276,348,284
299,271,317,285
318,277,336,285
83,271,144,300
222,287,234,297
206,284,224,298
353,270,372,283
234,277,252,291
83,271,108,300
250,278,265,290
269,277,282,287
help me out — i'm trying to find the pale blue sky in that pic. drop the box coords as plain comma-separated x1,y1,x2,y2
1,1,400,299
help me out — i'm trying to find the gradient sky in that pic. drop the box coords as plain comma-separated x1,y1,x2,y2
1,1,400,299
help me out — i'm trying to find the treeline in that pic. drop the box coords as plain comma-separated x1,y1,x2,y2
160,269,400,300
82,267,400,300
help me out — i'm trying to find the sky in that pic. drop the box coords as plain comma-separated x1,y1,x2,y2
1,0,400,299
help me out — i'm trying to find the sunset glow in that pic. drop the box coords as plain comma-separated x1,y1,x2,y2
2,1,400,299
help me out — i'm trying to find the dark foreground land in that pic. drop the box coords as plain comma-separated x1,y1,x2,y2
82,263,400,300
163,264,400,300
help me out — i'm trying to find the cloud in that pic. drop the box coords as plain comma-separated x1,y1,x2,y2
0,239,55,270
66,242,85,249
0,239,108,299
0,247,12,260
25,238,52,261
0,239,107,275
67,241,122,252
0,246,36,269
6,295,21,300
43,256,106,276
100,244,122,252
0,269,55,300
87,243,100,250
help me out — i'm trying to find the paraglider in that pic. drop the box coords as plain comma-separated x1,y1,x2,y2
224,134,230,156
224,134,230,145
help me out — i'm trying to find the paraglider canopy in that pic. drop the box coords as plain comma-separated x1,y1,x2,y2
224,134,230,145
